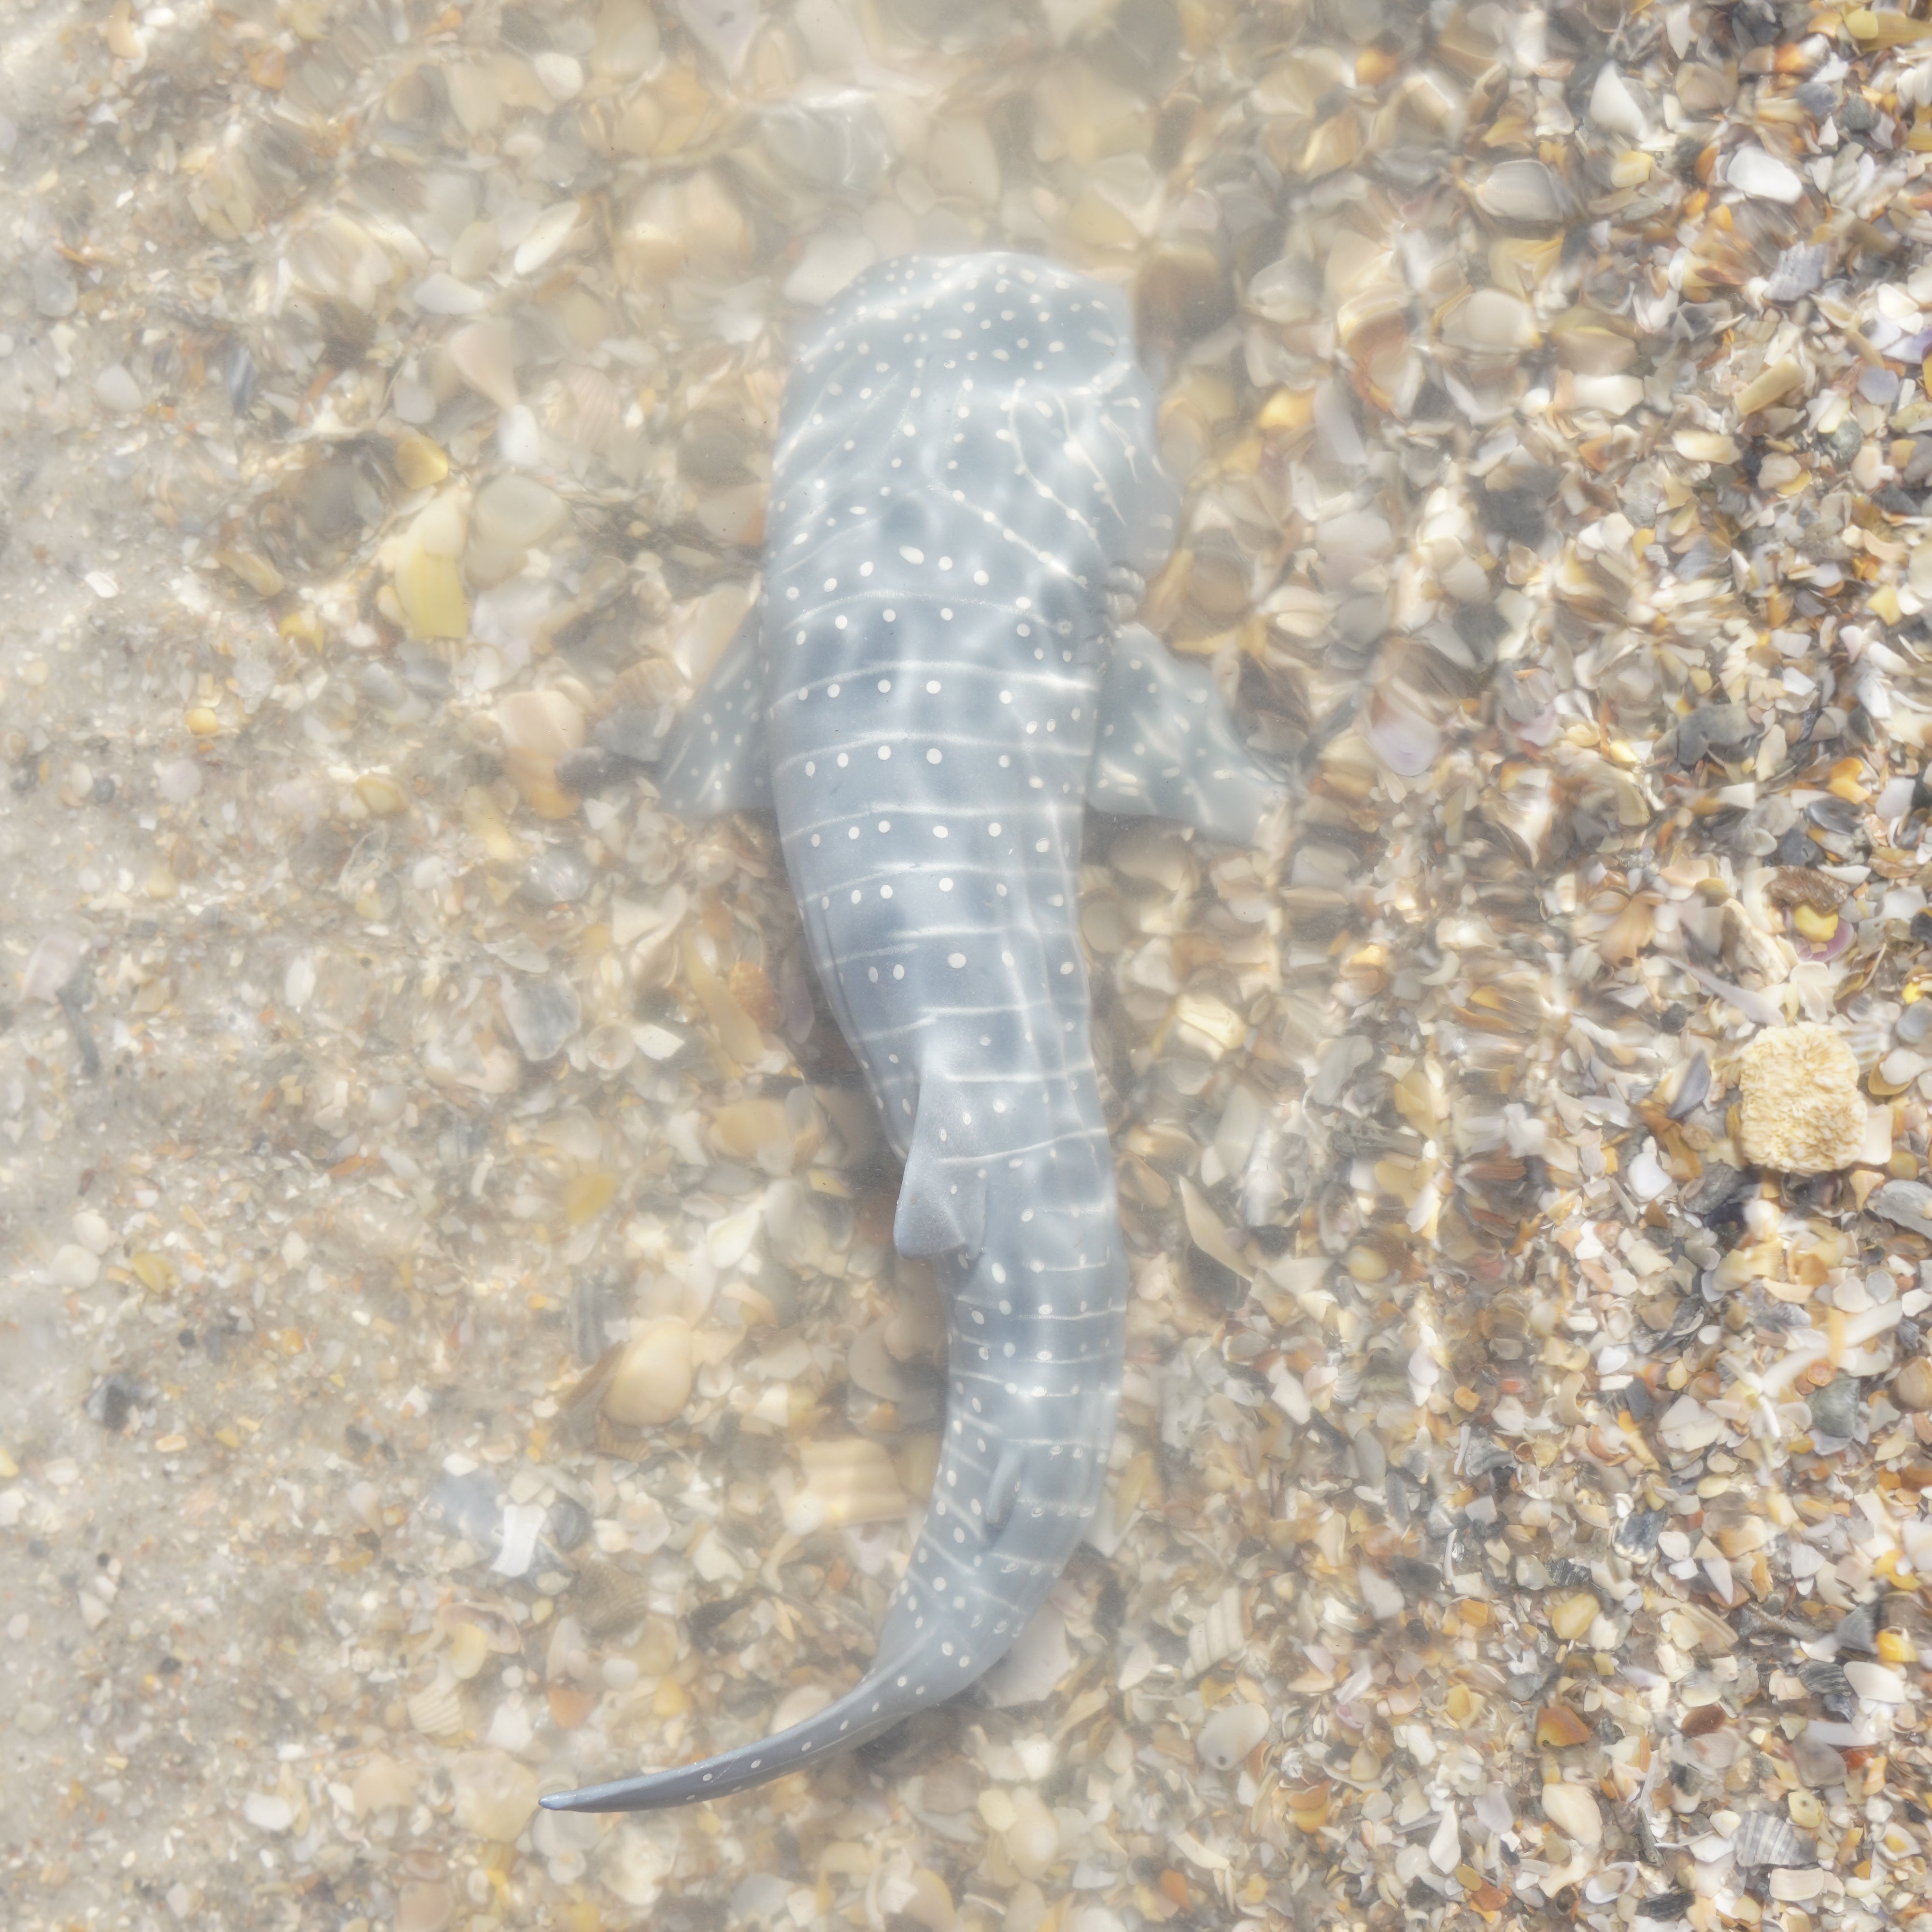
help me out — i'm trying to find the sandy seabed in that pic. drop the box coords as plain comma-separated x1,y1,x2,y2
6,3,1932,1932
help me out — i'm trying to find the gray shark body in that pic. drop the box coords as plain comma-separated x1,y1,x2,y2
545,254,1281,1813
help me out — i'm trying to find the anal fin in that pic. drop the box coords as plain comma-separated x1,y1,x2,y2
894,1090,987,1261
1088,624,1286,845
654,612,773,817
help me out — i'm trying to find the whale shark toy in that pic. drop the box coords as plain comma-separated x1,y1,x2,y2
543,252,1284,1813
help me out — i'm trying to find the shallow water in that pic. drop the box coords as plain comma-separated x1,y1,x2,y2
5,2,1932,1929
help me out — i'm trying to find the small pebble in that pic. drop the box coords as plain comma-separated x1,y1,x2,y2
1804,1375,1861,1440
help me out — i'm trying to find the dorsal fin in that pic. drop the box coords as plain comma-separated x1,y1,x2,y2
893,1088,987,1261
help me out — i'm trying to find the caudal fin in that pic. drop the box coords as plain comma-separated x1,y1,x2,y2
538,1623,970,1812
543,1145,1124,1814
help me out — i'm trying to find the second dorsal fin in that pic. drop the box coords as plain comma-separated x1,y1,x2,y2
893,1087,987,1261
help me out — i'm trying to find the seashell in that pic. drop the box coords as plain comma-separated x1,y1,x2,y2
1674,428,1740,464
1732,1809,1808,1868
1197,1700,1269,1771
1569,372,1644,414
1473,159,1573,227
355,774,407,817
1179,1175,1253,1283
448,319,518,412
709,1096,791,1161
533,51,583,102
407,1671,464,1737
219,547,286,597
899,1869,953,1932
585,1022,636,1075
784,232,879,308
1549,1592,1599,1641
681,928,765,1064
496,688,586,818
616,171,751,289
847,1319,938,1416
472,474,568,553
1034,61,1150,171
1588,66,1649,139
1441,288,1540,353
1895,1358,1932,1412
705,1206,760,1270
1728,146,1804,204
678,0,759,76
1536,1703,1592,1746
444,61,501,137
1766,868,1848,912
783,1438,908,1534
1843,1660,1906,1703
1002,1788,1060,1880
1137,233,1234,347
1363,690,1443,778
94,363,143,413
770,1684,835,1734
513,201,583,277
349,1753,415,1818
447,1619,491,1681
1285,1779,1331,1831
573,1561,656,1637
413,272,491,316
501,975,581,1063
761,89,891,199
390,493,469,641
594,0,660,77
1736,360,1805,415
448,218,498,282
448,1749,538,1842
1540,1781,1602,1847
22,930,83,1003
393,433,449,491
394,1881,453,1932
603,1317,695,1427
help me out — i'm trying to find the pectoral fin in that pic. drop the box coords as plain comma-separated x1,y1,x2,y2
655,612,773,817
1088,625,1286,845
894,1091,987,1261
